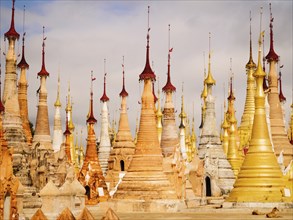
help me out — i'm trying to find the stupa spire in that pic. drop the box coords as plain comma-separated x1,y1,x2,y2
238,12,257,151
63,98,71,162
17,6,32,146
33,26,52,151
4,0,20,40
119,56,128,97
205,33,216,89
38,26,49,77
246,11,256,69
54,73,61,107
100,59,109,102
227,23,284,202
162,24,176,92
265,3,279,62
52,70,63,152
139,6,156,81
87,72,97,124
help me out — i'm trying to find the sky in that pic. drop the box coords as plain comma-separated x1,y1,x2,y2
0,0,292,145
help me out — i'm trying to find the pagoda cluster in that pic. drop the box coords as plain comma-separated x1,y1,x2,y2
0,1,292,219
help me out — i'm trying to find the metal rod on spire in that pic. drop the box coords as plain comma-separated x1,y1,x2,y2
168,24,170,51
147,6,150,31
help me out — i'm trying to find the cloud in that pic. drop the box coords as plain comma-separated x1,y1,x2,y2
0,1,292,145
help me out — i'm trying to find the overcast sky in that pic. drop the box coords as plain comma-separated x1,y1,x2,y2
0,0,292,144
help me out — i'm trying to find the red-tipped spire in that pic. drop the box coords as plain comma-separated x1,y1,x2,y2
17,33,29,69
228,59,235,101
100,59,109,102
38,26,49,77
119,56,128,97
265,3,279,62
4,0,20,40
278,69,286,103
63,98,71,136
87,72,97,124
152,81,158,103
139,6,156,81
162,24,176,93
18,6,29,69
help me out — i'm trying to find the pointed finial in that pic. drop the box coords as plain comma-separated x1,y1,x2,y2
162,24,176,93
228,58,235,101
205,32,216,86
100,59,109,102
265,3,279,62
246,11,256,69
120,56,128,97
139,6,155,81
253,10,266,78
4,0,20,40
88,71,97,124
37,26,49,77
17,6,29,69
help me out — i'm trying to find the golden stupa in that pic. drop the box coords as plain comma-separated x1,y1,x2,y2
221,101,229,156
226,77,243,177
226,31,285,202
238,13,256,151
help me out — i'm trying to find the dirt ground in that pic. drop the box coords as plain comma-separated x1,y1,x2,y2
91,209,293,220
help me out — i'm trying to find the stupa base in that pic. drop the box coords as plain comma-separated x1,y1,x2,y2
222,201,293,209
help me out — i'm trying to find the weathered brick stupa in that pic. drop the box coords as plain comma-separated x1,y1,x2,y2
32,27,52,151
161,24,178,158
2,0,28,171
114,7,177,201
266,4,293,167
99,68,111,176
106,59,135,189
238,13,256,152
17,32,32,147
226,31,285,202
78,74,109,205
52,74,63,152
198,34,235,195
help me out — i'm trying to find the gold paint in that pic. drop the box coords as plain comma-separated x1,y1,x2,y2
227,32,285,202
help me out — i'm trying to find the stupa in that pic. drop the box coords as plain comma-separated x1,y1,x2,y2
52,74,63,152
17,30,32,146
78,74,109,205
221,101,229,156
198,33,235,195
226,30,285,202
161,24,179,158
106,59,135,189
32,26,52,151
238,13,256,151
99,67,111,176
2,0,28,171
266,4,293,166
226,76,243,177
114,7,177,201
